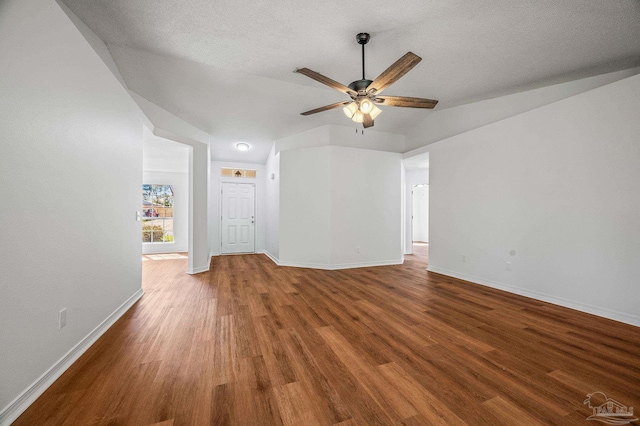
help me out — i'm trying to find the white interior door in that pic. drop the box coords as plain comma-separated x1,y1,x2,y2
221,183,255,254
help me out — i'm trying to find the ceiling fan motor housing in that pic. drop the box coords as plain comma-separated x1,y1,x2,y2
348,79,373,93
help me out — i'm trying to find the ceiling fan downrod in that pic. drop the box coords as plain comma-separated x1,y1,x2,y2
348,33,373,93
357,33,370,81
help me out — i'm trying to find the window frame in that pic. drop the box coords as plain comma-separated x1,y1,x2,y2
142,183,175,244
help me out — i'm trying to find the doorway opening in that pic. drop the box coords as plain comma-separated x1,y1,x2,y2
412,183,429,260
142,127,190,257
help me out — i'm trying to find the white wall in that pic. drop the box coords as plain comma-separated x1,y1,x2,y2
403,168,429,254
142,171,189,254
412,185,429,243
57,0,128,90
264,144,280,260
330,147,402,266
60,8,211,273
427,74,640,326
279,147,333,266
0,0,143,421
209,161,266,255
278,145,403,269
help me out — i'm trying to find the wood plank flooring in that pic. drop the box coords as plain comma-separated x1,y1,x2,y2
15,246,640,425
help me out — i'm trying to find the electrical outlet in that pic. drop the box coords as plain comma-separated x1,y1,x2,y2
506,262,512,271
461,254,467,262
356,247,361,253
59,308,67,329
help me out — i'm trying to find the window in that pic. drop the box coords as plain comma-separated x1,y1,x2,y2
221,168,256,178
142,184,174,243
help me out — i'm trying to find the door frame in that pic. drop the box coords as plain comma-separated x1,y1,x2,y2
219,181,257,254
410,182,429,246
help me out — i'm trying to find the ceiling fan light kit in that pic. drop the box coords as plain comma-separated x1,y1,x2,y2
343,101,358,118
359,98,374,114
352,110,365,123
296,32,438,129
368,104,382,119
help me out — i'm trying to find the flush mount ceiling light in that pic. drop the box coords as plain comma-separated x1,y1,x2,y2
235,142,250,151
296,33,439,128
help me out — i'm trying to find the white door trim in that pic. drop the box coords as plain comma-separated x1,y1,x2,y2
410,182,429,246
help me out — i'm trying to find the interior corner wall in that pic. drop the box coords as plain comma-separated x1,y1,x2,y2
329,146,402,266
428,74,640,326
278,145,402,269
264,145,280,260
209,161,266,256
0,0,143,419
142,171,189,254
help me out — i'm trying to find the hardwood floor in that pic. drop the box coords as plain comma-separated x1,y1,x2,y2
15,248,639,425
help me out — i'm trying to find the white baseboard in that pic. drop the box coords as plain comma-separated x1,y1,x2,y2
325,259,404,270
0,288,144,426
260,250,280,265
211,249,266,258
263,255,403,271
426,266,640,327
187,264,210,274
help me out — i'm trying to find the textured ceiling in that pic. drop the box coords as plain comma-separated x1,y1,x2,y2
62,0,640,162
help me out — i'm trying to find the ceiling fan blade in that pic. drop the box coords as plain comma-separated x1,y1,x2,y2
375,95,438,109
300,101,351,116
296,68,354,95
367,52,422,95
363,113,374,128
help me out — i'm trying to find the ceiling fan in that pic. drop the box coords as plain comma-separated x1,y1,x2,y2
296,33,438,129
